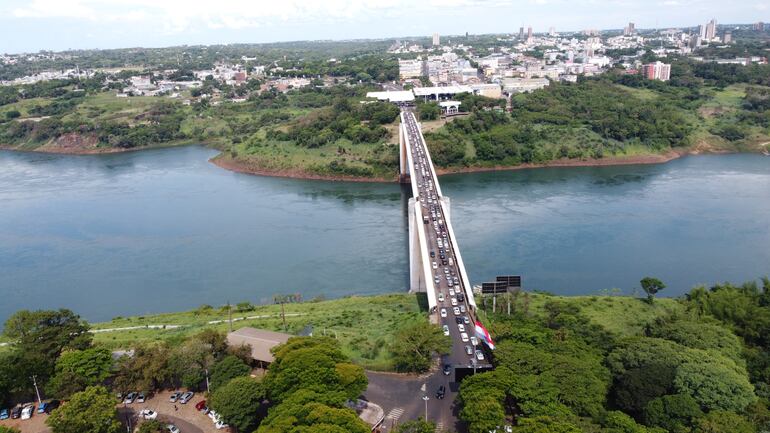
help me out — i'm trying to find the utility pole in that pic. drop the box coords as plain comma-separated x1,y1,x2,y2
204,368,210,393
31,375,42,404
227,301,233,332
280,301,287,332
422,395,429,420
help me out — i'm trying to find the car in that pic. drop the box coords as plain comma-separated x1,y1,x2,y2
21,403,34,420
208,410,221,422
437,293,444,302
458,324,466,333
435,385,446,400
470,336,479,346
429,250,435,258
179,391,194,404
169,391,181,403
11,406,22,419
451,298,458,306
460,332,469,342
476,350,485,361
440,308,447,318
195,400,208,412
448,288,454,296
464,316,470,325
453,307,460,316
457,293,464,302
215,420,229,430
455,317,463,324
139,409,158,420
136,392,146,403
465,345,473,355
167,424,181,433
442,325,450,336
0,408,9,420
432,261,437,269
443,364,451,376
37,400,57,414
434,276,440,284
123,392,136,404
447,280,453,287
460,305,466,313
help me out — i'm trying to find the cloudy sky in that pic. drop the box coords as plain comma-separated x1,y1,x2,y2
0,0,767,53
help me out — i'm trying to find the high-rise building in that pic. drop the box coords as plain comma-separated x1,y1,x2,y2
549,27,556,36
623,22,636,36
519,27,525,38
527,26,533,43
641,61,671,81
432,33,440,46
698,24,706,39
723,31,732,43
754,22,766,31
705,19,717,40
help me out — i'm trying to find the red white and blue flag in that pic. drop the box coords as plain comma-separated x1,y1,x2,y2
474,321,495,350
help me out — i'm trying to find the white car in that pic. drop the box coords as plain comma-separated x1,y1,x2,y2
460,332,469,342
167,425,180,433
440,308,447,318
448,288,455,296
470,336,479,346
438,293,444,302
458,324,465,333
432,261,438,269
451,298,458,306
21,404,34,420
476,350,485,361
453,307,460,316
139,409,158,420
442,325,450,336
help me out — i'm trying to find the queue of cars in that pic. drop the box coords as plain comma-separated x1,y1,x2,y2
0,400,60,422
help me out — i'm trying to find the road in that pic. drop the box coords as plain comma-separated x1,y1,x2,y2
398,109,489,431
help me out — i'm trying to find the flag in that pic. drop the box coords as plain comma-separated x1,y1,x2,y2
474,321,495,350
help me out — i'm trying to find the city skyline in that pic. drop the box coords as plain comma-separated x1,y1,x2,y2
0,0,767,54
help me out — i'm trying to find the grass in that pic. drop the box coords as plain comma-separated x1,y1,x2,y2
477,293,685,337
90,293,425,371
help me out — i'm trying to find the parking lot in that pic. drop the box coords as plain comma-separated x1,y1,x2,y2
0,390,228,433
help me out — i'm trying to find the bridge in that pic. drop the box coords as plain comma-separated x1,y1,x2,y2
398,109,492,374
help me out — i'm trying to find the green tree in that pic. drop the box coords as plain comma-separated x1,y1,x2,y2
693,410,756,433
47,347,113,398
209,376,264,432
394,419,436,433
673,357,756,412
46,386,121,433
136,420,164,433
4,110,20,120
209,355,250,391
112,343,172,393
0,427,21,433
391,321,451,373
640,277,666,304
514,416,582,433
643,394,704,431
649,320,744,364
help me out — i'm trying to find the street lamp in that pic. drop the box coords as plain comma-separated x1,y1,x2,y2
422,395,429,420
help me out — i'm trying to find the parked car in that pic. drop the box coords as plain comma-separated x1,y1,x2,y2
435,385,446,399
169,391,181,403
37,400,58,414
136,392,146,403
443,364,451,375
460,332,469,342
465,345,473,355
21,403,34,420
139,409,158,420
470,336,478,346
10,405,22,419
442,325,450,336
167,424,180,433
0,408,9,420
440,308,447,318
458,324,465,333
179,391,194,404
123,392,136,404
195,400,208,412
437,293,444,302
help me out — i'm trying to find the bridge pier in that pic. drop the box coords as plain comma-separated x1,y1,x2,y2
398,122,410,183
407,197,425,294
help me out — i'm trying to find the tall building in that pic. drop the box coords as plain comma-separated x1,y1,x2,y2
527,26,533,43
623,22,636,36
723,31,732,43
549,26,556,36
641,61,671,81
705,19,717,40
754,22,766,31
698,24,706,39
432,33,440,46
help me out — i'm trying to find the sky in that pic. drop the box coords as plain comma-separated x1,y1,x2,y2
0,0,767,54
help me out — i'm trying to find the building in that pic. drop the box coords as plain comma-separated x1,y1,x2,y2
502,77,550,93
432,33,441,46
399,59,425,79
754,22,765,31
549,27,556,36
519,27,525,39
527,26,533,44
226,327,293,368
366,90,415,104
624,22,636,36
470,83,502,98
705,19,717,40
723,31,732,43
641,61,671,81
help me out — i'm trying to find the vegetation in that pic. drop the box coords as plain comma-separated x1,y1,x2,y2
46,386,121,433
390,320,451,373
458,277,770,433
209,376,264,431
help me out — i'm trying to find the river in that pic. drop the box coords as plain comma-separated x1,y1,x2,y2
1,146,768,323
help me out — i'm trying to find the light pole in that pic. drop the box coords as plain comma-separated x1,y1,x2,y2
204,368,210,393
31,375,42,404
422,395,429,421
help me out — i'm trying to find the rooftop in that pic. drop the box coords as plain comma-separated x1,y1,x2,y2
226,327,293,363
